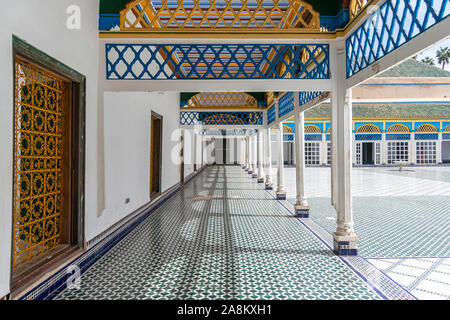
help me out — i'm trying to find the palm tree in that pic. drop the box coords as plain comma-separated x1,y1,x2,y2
436,47,450,69
421,57,435,66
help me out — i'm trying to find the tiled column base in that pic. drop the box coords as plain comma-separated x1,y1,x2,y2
333,233,359,256
257,177,264,183
295,205,310,218
252,173,258,178
265,183,273,190
276,192,287,200
247,170,252,174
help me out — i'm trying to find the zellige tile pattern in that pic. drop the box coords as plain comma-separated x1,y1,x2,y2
55,166,380,300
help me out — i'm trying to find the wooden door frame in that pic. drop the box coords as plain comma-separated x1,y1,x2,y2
10,36,86,291
150,112,163,199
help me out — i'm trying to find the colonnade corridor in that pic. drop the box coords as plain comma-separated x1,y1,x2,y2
55,165,380,300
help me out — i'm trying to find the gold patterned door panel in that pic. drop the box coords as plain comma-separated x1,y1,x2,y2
13,57,67,271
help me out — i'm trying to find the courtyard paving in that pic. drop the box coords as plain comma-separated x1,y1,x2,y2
271,165,450,299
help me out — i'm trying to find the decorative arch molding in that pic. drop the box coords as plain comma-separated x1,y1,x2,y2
356,124,381,133
444,124,450,133
416,124,438,133
386,124,410,133
305,124,321,134
270,125,294,134
120,0,321,31
283,125,294,134
187,92,258,108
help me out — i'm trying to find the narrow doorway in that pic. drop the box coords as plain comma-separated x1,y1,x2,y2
362,142,374,165
150,113,162,199
12,42,85,292
222,133,227,164
442,141,450,163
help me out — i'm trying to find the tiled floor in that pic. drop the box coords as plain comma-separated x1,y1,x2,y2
55,166,381,300
271,166,450,258
367,257,450,300
270,165,450,299
55,165,450,300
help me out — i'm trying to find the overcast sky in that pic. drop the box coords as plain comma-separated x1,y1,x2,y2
416,38,450,71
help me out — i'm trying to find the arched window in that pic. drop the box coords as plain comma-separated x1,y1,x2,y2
305,125,322,134
387,124,410,133
416,124,438,133
356,124,381,133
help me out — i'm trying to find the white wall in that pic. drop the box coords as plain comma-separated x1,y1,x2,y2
0,0,99,297
87,92,181,241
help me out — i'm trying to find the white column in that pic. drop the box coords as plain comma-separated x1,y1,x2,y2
333,88,359,255
276,122,286,199
381,134,388,165
294,104,309,217
201,132,204,168
248,134,253,174
245,135,251,172
265,128,273,189
437,135,442,164
252,134,258,178
410,140,416,165
257,130,265,182
243,134,247,169
194,130,199,171
240,137,245,167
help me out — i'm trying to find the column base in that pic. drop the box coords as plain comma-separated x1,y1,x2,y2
247,170,253,174
252,173,258,178
276,192,286,200
257,177,265,183
333,233,359,256
295,205,310,218
265,182,273,190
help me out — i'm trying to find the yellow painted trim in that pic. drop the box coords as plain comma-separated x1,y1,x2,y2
99,30,336,39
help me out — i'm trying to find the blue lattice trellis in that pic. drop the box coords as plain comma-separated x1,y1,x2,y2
180,111,263,126
346,0,450,78
278,92,295,118
443,133,450,140
299,91,324,105
415,133,439,140
106,43,330,80
267,105,276,125
386,133,411,140
180,111,200,126
284,134,295,142
355,134,382,141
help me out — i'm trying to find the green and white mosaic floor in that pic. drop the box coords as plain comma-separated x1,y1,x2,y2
273,166,450,258
271,165,450,299
55,166,382,300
